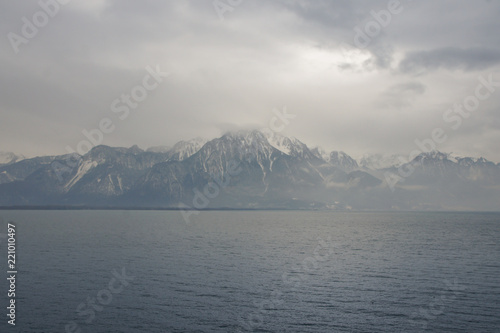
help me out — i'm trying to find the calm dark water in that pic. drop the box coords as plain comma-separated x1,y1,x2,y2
0,211,499,332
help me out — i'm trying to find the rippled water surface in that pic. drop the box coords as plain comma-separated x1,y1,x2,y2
0,210,499,332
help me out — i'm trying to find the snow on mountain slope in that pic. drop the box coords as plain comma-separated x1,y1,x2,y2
391,150,500,185
311,148,358,171
64,160,98,190
0,152,25,165
311,147,330,162
267,133,294,155
1,132,499,210
267,133,316,159
168,137,207,161
195,130,279,166
328,151,358,171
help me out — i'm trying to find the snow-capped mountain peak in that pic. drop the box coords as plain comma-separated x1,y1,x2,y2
328,151,359,171
310,147,330,162
0,152,25,165
266,132,316,159
0,132,499,211
210,130,277,160
168,137,207,161
412,151,455,165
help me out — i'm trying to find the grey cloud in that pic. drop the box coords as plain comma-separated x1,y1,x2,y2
379,82,426,109
399,47,500,73
387,82,426,95
1,1,500,163
364,44,395,70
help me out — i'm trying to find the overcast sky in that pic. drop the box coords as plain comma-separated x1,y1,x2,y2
1,0,500,161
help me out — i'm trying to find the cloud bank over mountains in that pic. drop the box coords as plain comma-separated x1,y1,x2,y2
1,0,500,162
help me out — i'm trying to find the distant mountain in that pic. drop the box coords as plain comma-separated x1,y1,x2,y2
311,147,330,162
360,153,406,170
267,133,317,160
393,151,500,185
383,151,500,210
328,151,359,172
0,155,57,185
0,132,498,211
0,152,25,165
310,148,359,172
166,137,207,161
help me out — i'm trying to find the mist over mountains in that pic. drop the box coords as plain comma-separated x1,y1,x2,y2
0,130,499,211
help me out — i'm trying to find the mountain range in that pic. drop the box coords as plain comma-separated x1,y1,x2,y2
1,130,499,211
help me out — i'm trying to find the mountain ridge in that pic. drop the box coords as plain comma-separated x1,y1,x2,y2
0,130,499,211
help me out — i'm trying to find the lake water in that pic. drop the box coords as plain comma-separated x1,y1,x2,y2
0,211,499,332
